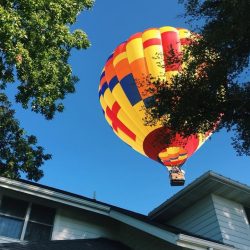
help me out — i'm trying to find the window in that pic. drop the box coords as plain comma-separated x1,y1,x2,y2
0,196,28,239
24,204,55,241
0,196,55,241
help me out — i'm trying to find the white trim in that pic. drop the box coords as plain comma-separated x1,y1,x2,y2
176,234,236,250
20,202,32,240
0,177,110,215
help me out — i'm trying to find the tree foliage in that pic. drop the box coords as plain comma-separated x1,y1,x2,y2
145,0,250,156
0,93,51,180
0,0,94,180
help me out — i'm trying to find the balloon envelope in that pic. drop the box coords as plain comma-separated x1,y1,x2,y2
99,26,210,169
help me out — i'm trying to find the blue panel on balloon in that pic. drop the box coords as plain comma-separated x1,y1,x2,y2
99,82,108,97
143,96,155,108
120,74,141,106
109,76,119,91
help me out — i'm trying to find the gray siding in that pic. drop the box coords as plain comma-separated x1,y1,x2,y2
168,195,223,242
212,194,250,250
167,194,250,249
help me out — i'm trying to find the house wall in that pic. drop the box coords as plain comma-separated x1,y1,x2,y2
168,195,223,242
52,208,183,250
167,194,250,250
212,194,250,250
51,206,120,240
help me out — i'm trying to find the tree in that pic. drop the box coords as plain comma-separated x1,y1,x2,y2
144,0,250,156
0,0,94,180
0,93,51,180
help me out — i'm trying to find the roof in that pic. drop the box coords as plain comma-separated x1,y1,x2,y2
0,177,147,219
0,238,131,250
149,171,250,221
0,174,237,250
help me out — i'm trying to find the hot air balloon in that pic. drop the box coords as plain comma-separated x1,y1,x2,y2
98,26,211,186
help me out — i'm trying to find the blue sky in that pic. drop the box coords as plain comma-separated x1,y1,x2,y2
10,0,250,215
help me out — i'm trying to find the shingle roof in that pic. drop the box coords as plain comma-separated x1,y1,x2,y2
0,238,131,250
11,178,147,220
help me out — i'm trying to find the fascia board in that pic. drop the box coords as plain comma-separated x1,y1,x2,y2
176,234,236,250
0,177,110,215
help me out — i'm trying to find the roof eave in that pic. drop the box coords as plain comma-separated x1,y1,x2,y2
0,177,110,215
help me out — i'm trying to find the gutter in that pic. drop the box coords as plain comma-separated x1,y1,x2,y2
176,234,236,250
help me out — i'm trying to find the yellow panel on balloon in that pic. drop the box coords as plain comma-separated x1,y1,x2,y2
133,100,162,135
142,29,166,81
116,109,145,141
114,128,146,156
112,83,150,136
102,88,116,108
126,37,144,63
102,87,146,141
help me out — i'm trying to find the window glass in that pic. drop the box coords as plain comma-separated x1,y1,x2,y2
0,215,24,239
0,196,28,218
24,222,52,241
29,204,55,225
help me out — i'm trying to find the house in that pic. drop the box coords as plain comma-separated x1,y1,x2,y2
0,171,249,250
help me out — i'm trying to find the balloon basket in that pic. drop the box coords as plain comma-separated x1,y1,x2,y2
169,171,185,186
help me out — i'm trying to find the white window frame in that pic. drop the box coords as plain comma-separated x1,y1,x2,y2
20,202,32,240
